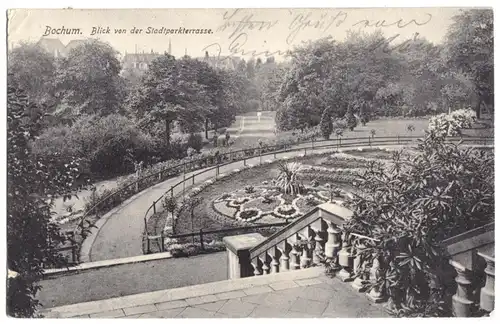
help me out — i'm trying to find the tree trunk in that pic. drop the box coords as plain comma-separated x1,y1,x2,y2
165,119,171,146
476,99,482,119
205,118,209,139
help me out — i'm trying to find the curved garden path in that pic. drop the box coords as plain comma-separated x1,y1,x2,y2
86,140,408,262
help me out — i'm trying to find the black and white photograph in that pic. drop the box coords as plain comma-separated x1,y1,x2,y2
5,5,495,319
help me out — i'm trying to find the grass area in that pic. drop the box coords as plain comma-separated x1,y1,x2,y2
38,252,228,308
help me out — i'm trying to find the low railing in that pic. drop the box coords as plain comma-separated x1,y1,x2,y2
144,222,288,254
233,204,495,317
55,134,492,264
141,135,493,240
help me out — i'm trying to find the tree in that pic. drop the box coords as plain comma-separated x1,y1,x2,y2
345,107,357,131
7,43,58,108
444,9,493,118
319,108,333,139
56,39,124,116
7,86,87,317
128,54,205,146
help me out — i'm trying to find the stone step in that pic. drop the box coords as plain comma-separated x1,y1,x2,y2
41,267,324,318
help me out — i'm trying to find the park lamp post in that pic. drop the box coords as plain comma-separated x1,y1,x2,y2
258,139,263,164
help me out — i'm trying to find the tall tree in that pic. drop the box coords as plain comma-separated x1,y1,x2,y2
7,43,58,108
444,9,493,118
56,39,124,116
7,86,87,317
128,54,206,146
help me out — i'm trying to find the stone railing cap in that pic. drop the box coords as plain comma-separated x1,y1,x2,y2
223,233,266,254
318,202,353,220
477,251,495,262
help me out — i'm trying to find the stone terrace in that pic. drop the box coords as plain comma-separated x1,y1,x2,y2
42,268,390,318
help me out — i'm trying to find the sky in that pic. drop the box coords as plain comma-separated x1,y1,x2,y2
8,8,463,60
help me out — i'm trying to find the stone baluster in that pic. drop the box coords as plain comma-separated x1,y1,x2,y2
260,253,270,275
351,243,369,292
251,257,262,276
312,227,324,265
366,253,385,303
299,227,313,268
290,243,301,270
338,231,354,282
450,260,475,317
278,240,290,272
269,247,280,274
324,221,342,271
477,252,495,314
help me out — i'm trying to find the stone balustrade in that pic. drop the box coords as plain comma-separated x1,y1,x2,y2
224,203,495,317
449,253,495,317
224,203,387,303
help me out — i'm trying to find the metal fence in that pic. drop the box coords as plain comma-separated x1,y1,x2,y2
56,134,493,263
141,135,494,254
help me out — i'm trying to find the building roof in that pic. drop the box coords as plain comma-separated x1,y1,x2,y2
37,38,66,54
122,53,161,63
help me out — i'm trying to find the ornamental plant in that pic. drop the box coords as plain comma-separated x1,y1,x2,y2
341,132,494,316
276,161,305,195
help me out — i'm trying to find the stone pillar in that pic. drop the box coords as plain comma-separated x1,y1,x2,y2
338,232,354,282
450,260,476,317
324,222,342,270
223,233,265,279
366,254,385,303
477,252,495,313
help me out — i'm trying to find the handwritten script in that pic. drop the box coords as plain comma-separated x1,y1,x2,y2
203,9,434,61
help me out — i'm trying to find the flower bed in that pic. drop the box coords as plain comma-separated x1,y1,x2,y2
236,208,263,222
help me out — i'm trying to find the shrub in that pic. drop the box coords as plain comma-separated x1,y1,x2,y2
341,134,494,316
187,133,203,152
167,241,226,258
32,114,156,179
244,185,255,194
428,108,476,137
186,147,197,157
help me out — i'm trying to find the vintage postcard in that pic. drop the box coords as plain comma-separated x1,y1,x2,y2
6,7,494,319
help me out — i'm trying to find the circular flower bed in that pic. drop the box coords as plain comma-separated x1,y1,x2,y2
273,204,301,219
236,208,263,222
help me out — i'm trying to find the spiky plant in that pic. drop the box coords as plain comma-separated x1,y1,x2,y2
275,161,305,195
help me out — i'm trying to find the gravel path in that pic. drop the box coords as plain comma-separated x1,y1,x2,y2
38,252,227,308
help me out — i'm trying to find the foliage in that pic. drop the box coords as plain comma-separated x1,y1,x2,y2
7,86,88,317
275,162,305,195
56,39,125,116
341,134,494,316
320,108,334,140
163,196,177,214
428,108,476,137
167,241,227,258
186,133,203,152
345,108,358,131
32,114,154,179
244,185,255,194
7,43,58,108
444,9,493,118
